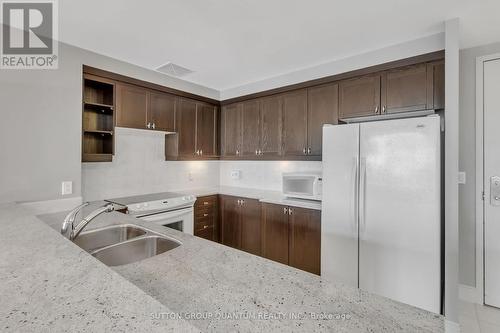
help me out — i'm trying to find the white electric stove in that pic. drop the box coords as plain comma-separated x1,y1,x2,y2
106,192,196,235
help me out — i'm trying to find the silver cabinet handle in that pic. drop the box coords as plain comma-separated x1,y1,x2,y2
152,122,156,129
241,200,244,205
382,106,386,114
236,149,240,155
307,147,311,155
255,150,258,155
283,207,288,215
303,148,307,155
203,225,208,229
375,106,379,114
203,201,209,205
288,208,293,215
237,199,241,205
146,122,151,129
203,213,208,217
200,150,203,155
259,149,262,155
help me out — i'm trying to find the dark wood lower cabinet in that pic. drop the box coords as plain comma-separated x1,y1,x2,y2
288,207,321,275
220,195,242,248
261,203,289,265
204,196,321,275
194,195,219,242
240,198,261,256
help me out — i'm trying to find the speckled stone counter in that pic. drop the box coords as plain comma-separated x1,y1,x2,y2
36,203,444,332
0,203,198,333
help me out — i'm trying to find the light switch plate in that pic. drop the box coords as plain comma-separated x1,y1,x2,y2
62,181,73,195
458,172,466,185
230,170,241,180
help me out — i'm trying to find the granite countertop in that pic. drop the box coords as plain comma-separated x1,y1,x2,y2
0,203,198,332
176,186,323,210
28,202,444,332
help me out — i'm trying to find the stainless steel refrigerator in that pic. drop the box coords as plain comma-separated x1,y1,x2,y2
321,115,441,313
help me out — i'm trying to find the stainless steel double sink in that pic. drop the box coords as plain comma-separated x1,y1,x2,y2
73,224,181,266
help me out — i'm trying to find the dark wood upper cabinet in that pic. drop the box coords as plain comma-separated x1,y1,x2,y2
220,195,241,249
175,98,197,157
116,83,148,129
288,207,321,275
148,91,175,132
282,89,308,156
240,198,261,256
196,103,218,157
221,103,242,157
381,63,431,114
339,74,381,119
430,60,445,110
261,203,289,265
307,84,338,156
241,99,261,157
259,95,283,157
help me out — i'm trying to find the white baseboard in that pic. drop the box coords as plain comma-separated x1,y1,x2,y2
459,284,483,304
19,196,83,215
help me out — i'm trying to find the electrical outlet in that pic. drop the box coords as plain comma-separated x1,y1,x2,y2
230,170,241,180
61,181,73,195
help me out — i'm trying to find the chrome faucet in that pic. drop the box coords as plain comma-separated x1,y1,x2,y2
61,202,115,240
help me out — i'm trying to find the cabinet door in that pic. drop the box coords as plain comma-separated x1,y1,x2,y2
240,198,261,256
241,99,261,157
381,64,430,114
261,203,289,265
176,98,197,157
283,89,308,156
288,207,321,275
430,61,445,110
148,91,175,131
307,84,338,156
196,103,218,157
339,75,381,119
116,83,148,129
220,195,241,249
221,103,242,157
259,95,283,157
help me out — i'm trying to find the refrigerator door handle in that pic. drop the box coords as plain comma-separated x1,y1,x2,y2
352,157,359,233
359,157,367,235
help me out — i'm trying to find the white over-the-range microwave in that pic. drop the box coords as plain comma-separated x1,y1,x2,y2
282,172,322,201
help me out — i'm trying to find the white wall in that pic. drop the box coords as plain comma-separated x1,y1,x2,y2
459,41,500,288
0,41,218,204
219,161,322,191
221,33,444,99
82,127,219,201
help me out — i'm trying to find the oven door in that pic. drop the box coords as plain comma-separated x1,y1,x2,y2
136,207,194,235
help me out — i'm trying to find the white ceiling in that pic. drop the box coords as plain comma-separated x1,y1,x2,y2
59,0,499,91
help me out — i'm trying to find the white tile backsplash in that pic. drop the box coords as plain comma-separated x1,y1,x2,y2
82,127,220,201
82,127,323,200
219,160,322,192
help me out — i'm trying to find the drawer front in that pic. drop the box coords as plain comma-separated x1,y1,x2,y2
195,215,215,230
195,195,217,209
195,225,215,241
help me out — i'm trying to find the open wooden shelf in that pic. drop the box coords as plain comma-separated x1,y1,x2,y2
82,73,115,162
83,129,113,135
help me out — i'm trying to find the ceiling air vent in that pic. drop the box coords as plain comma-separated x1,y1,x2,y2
155,62,193,77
